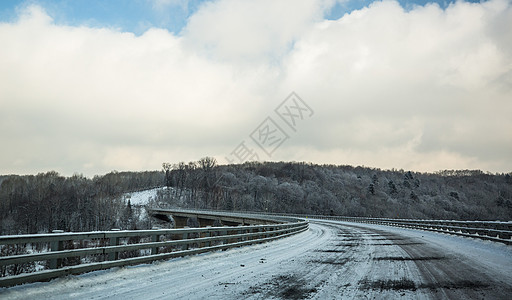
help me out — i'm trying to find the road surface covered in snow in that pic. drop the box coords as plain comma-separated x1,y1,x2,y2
2,219,511,299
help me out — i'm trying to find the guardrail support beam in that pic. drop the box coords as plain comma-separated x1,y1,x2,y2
49,230,65,269
151,234,159,255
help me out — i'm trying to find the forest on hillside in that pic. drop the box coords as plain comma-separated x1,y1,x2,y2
158,158,512,221
0,171,163,235
1,158,511,235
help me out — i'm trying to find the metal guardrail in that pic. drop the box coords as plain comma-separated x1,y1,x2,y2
181,208,512,245
336,217,512,245
2,207,508,288
279,214,512,245
0,216,308,287
151,208,304,225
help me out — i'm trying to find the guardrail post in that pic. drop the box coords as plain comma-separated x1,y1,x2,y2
205,226,211,247
49,230,64,269
223,229,229,245
182,227,189,250
109,229,120,261
151,232,159,255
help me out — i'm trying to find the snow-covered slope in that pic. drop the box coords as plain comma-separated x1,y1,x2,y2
123,187,165,206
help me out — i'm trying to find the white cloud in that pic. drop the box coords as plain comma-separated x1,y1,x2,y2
183,0,336,63
0,0,511,176
0,5,263,175
278,0,512,171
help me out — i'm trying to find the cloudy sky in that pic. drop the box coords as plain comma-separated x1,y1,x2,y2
0,0,511,176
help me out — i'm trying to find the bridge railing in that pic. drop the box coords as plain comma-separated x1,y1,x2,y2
179,208,512,245
0,219,308,287
252,212,512,245
335,217,512,244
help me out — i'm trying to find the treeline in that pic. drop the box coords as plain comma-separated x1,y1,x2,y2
160,159,512,221
0,171,164,235
2,160,511,235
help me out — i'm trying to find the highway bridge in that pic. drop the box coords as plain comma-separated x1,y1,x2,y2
1,210,511,299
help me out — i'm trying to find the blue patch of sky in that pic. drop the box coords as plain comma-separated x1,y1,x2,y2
325,0,485,20
0,0,487,35
0,0,206,35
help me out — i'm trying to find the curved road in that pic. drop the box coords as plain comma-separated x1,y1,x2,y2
2,220,511,299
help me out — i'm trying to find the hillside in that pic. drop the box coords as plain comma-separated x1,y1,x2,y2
160,160,512,221
1,161,511,235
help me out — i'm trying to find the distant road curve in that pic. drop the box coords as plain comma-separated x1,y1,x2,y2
2,219,511,299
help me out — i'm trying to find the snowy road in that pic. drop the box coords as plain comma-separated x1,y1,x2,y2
2,219,511,299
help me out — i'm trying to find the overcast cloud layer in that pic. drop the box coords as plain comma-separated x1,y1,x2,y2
1,0,511,176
